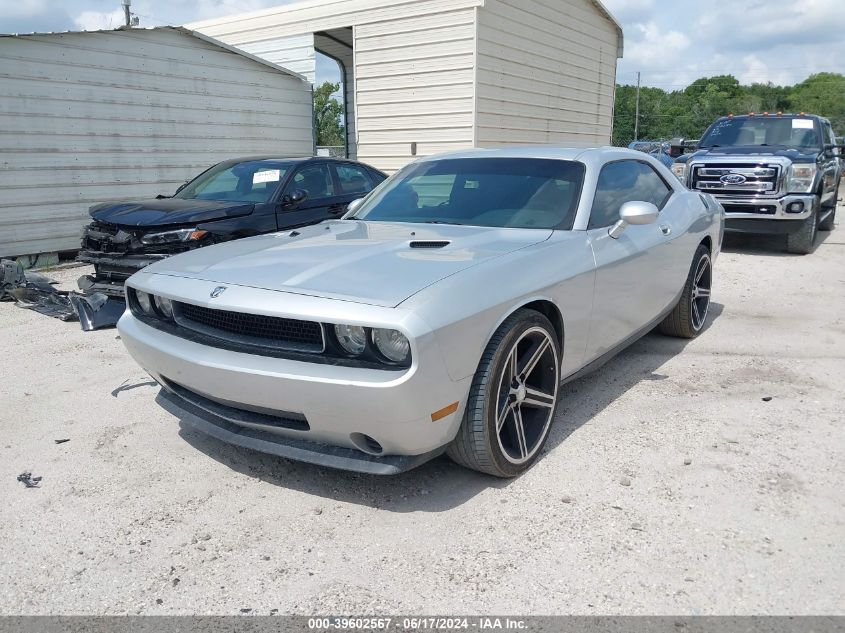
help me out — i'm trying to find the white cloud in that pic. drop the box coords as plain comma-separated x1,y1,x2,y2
73,9,125,31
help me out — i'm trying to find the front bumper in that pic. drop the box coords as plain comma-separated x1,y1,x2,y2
117,312,471,473
715,194,816,233
77,251,170,297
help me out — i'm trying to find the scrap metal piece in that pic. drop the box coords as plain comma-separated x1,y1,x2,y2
9,286,77,321
69,293,125,331
17,472,42,488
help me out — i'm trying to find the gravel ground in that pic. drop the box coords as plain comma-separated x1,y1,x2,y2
0,214,843,615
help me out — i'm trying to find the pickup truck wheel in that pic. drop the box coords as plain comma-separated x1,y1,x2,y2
786,206,818,254
818,206,836,231
658,245,711,339
447,309,560,478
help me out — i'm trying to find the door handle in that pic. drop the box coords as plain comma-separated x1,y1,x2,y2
659,224,672,236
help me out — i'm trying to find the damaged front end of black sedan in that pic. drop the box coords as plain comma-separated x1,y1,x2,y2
75,156,387,299
76,199,267,297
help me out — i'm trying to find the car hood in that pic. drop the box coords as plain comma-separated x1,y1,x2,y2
679,146,820,163
89,198,255,227
141,220,552,307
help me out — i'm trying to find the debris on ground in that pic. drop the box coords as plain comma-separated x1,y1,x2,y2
0,259,57,301
70,292,125,331
17,472,42,488
2,258,124,329
684,458,692,465
762,396,773,402
54,439,70,444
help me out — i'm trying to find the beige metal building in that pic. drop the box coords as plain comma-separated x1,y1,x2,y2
189,0,623,172
0,26,313,258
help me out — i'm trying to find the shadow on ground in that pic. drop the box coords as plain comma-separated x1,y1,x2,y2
169,304,723,513
722,228,831,256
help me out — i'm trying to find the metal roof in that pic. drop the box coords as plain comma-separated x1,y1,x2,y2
0,25,308,81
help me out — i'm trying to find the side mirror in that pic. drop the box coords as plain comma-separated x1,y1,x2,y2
346,197,365,215
668,137,685,158
608,201,660,239
284,188,308,207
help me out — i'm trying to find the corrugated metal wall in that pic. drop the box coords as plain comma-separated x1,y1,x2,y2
354,7,479,172
475,0,619,146
0,27,313,258
188,0,484,173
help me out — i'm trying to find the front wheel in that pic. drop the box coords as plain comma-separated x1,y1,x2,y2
658,244,712,339
447,309,561,477
818,206,836,231
786,205,818,254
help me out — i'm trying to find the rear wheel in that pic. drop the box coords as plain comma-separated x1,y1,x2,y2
658,244,712,339
447,309,560,477
786,204,818,254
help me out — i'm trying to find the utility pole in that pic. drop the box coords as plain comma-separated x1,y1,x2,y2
121,0,131,27
634,71,641,142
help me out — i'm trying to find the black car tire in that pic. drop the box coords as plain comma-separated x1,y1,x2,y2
447,309,561,478
786,205,818,254
658,244,712,339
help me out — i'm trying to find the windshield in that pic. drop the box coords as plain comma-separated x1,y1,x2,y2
699,117,822,150
350,158,585,229
174,160,292,203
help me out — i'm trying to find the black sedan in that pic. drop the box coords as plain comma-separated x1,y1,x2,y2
77,157,387,296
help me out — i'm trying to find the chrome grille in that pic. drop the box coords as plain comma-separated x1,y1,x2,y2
174,302,324,353
690,163,781,197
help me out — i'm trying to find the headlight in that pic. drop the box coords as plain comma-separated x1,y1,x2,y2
140,228,208,245
135,290,154,314
671,162,687,183
372,328,410,364
334,324,367,355
787,164,817,193
155,296,174,319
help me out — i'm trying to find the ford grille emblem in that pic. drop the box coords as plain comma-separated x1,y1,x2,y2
210,286,227,298
720,173,747,185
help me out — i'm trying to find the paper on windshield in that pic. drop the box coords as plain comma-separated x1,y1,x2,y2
253,169,281,184
792,119,814,129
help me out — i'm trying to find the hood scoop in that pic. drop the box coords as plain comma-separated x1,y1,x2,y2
409,240,450,249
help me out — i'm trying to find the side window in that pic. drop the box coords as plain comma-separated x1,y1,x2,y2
589,161,672,229
290,163,334,200
335,164,374,195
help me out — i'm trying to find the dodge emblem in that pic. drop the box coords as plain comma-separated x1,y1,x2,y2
210,286,227,298
720,173,747,185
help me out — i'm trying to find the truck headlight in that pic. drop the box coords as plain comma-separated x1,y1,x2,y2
671,162,687,183
140,228,208,245
787,164,817,193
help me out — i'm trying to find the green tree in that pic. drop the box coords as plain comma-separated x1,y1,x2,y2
788,73,845,132
613,72,845,145
314,81,345,146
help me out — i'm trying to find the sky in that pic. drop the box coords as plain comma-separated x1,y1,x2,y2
2,0,845,89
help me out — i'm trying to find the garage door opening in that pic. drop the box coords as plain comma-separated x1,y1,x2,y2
315,28,355,159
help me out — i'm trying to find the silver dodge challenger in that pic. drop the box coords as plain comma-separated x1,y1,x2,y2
118,147,723,477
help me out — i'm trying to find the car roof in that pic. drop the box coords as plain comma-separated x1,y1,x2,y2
715,114,827,122
411,145,652,163
221,156,374,165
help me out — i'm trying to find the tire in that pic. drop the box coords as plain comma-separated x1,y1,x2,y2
818,206,836,231
447,309,561,478
658,244,712,339
786,205,818,254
